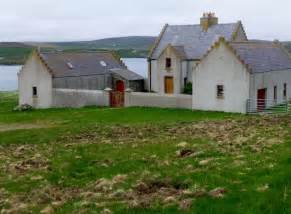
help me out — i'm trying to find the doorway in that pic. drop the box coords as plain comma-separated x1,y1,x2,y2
257,88,266,111
164,76,174,94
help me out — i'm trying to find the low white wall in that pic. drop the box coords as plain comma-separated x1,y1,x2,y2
52,89,110,108
125,92,192,109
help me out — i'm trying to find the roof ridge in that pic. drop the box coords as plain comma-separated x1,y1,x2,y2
168,22,237,26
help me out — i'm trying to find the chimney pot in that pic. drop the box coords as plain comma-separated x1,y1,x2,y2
200,12,218,31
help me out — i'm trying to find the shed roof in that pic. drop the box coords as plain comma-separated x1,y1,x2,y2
110,68,144,81
230,41,291,73
38,52,136,79
150,23,240,60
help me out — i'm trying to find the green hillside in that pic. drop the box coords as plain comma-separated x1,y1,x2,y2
0,43,33,65
51,36,156,50
0,36,156,64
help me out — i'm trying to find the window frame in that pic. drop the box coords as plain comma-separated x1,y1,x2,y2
165,58,172,69
283,83,287,100
32,86,38,98
274,85,277,101
216,85,224,99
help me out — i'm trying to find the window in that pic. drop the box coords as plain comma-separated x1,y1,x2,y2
32,87,38,97
166,58,172,69
283,83,287,99
100,61,107,67
274,86,277,101
66,62,74,69
217,85,224,99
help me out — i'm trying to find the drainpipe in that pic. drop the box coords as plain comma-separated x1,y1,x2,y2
147,58,152,92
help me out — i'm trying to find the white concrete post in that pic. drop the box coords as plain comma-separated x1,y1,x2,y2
103,88,112,107
125,88,133,107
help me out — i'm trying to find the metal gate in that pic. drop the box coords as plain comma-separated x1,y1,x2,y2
110,91,124,107
247,99,289,114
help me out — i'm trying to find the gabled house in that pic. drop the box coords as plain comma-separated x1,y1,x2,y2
148,13,247,94
193,38,291,113
147,13,291,113
18,51,144,108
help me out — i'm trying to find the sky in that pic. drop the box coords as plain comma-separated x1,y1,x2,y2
0,0,290,42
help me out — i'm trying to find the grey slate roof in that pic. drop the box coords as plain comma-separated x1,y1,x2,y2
151,23,238,60
230,41,291,73
39,52,140,80
110,68,144,81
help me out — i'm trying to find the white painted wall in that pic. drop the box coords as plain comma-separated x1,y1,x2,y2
18,52,53,108
249,69,291,107
125,92,192,109
193,42,250,113
156,47,182,94
52,89,110,108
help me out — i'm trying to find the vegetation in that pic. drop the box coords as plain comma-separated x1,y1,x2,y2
0,93,290,213
0,37,156,64
284,42,291,53
0,47,33,65
183,82,193,95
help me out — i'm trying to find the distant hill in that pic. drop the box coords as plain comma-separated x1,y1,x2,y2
283,42,291,53
26,36,157,51
0,36,157,64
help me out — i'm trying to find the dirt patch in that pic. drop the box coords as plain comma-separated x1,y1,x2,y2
0,123,54,132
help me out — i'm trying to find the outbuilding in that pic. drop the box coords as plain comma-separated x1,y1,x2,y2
18,51,144,108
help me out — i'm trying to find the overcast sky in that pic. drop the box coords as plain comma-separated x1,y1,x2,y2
0,0,290,42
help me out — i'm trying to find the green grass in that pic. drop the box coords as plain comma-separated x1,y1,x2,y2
0,93,290,213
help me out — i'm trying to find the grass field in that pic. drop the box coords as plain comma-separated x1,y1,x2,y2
0,93,290,213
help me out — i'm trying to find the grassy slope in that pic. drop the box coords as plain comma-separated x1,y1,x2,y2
0,47,33,65
0,93,290,213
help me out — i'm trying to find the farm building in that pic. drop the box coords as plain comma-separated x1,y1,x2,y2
18,51,144,108
146,12,291,113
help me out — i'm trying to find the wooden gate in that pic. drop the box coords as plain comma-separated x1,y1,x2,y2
110,91,124,107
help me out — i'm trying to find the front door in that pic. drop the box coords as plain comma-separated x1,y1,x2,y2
257,89,266,111
164,77,174,94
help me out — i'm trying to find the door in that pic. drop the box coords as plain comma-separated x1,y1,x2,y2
164,77,174,94
116,80,125,92
257,89,266,111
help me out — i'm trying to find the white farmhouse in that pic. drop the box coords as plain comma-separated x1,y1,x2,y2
148,13,291,113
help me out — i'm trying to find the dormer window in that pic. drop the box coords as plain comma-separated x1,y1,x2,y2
67,62,74,69
166,58,172,69
100,61,107,67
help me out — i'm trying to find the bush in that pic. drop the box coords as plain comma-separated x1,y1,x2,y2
183,83,192,95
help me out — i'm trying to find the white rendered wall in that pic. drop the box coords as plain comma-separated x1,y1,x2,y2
193,43,250,113
52,89,110,108
18,53,53,108
125,92,192,109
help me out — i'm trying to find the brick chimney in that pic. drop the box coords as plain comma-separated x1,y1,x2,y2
200,12,218,31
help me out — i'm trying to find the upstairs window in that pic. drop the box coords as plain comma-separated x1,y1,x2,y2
283,83,287,99
32,87,38,97
217,85,224,99
166,58,172,69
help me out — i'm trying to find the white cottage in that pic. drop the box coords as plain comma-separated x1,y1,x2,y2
148,13,291,113
148,13,248,95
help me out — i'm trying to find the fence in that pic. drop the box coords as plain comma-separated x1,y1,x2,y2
246,99,289,114
125,92,192,109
